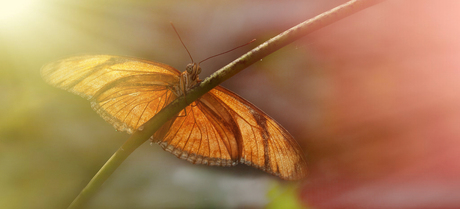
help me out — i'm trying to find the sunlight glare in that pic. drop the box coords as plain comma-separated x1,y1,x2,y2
0,0,38,24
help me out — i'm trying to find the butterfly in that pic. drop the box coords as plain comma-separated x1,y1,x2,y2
41,54,308,180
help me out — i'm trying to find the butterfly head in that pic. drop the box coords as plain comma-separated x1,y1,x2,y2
185,63,201,81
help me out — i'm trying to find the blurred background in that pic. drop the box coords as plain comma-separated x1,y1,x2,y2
2,0,460,208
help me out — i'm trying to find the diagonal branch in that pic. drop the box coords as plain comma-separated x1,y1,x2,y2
68,0,386,208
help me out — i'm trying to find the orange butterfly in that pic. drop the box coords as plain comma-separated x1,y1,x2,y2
41,54,307,180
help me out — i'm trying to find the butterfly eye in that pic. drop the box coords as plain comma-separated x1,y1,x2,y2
197,66,201,74
186,64,194,73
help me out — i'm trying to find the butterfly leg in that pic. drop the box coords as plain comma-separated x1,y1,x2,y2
166,84,187,118
179,74,188,117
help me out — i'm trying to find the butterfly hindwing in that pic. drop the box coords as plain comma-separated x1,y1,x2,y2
153,100,240,166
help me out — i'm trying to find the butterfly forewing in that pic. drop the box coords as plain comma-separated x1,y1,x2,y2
41,55,181,133
206,87,308,180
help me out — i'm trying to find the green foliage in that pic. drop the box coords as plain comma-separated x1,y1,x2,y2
266,183,308,209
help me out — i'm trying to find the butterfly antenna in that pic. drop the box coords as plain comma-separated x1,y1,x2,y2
171,22,194,63
199,39,256,64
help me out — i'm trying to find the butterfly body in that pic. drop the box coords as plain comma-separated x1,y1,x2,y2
173,63,201,97
41,55,307,180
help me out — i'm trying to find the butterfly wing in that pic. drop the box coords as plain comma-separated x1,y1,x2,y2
153,85,307,180
208,86,307,180
41,55,181,134
153,101,240,167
